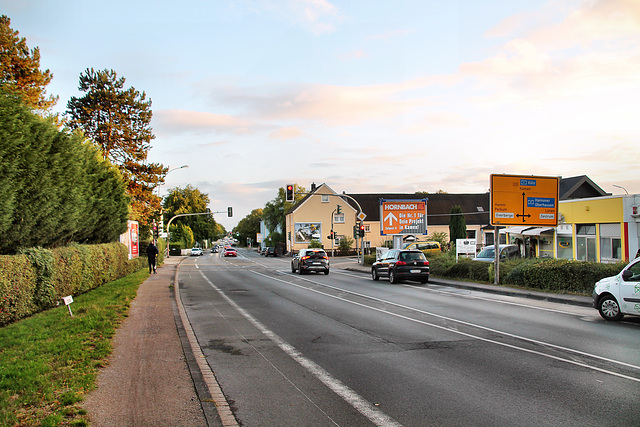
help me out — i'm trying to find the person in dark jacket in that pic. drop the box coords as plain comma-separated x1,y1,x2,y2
146,241,159,274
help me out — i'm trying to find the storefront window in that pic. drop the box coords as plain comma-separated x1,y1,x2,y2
576,224,596,262
557,236,573,259
600,237,622,261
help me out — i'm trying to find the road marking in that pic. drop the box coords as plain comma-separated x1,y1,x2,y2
252,271,640,383
199,271,403,427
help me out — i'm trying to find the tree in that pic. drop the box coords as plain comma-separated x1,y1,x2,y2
0,88,128,253
163,185,218,243
0,15,57,111
233,209,263,247
65,68,166,234
262,185,306,242
448,205,467,247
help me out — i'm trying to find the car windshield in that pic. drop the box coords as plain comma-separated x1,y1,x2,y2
476,247,495,258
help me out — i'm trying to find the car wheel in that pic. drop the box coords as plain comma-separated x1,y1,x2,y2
291,263,296,273
299,266,305,275
420,277,429,284
389,269,397,284
598,295,624,321
324,269,329,275
372,268,379,281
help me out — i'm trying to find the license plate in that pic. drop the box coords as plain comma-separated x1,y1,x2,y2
313,262,321,265
410,269,421,273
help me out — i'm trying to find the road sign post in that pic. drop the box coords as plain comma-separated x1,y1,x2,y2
490,174,559,284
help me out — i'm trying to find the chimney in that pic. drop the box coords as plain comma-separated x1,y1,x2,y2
311,182,317,192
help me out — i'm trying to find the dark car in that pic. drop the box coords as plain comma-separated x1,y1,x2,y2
291,249,330,275
264,247,277,257
371,249,429,284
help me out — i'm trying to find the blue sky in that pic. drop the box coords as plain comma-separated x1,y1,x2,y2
5,0,640,229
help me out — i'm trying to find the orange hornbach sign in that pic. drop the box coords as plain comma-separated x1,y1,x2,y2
490,174,560,227
379,199,428,235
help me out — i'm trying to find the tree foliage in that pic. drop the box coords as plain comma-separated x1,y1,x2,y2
233,208,263,247
163,185,219,244
0,15,57,111
448,205,467,246
65,68,166,234
0,89,128,254
262,185,306,242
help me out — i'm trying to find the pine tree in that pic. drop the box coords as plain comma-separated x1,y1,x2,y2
65,68,166,234
448,205,467,247
0,15,58,111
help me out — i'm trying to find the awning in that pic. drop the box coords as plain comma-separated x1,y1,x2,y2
499,226,534,234
522,227,554,236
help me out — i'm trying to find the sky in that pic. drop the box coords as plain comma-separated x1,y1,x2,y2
4,0,640,230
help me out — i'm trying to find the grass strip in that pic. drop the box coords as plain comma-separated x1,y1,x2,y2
0,268,149,426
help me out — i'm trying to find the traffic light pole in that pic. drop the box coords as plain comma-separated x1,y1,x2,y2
165,210,231,257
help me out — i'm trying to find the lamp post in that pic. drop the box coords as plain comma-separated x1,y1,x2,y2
158,165,189,242
613,185,629,195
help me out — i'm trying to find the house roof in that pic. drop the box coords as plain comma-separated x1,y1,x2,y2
559,175,609,200
345,193,491,226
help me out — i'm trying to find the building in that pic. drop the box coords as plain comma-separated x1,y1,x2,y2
284,177,639,263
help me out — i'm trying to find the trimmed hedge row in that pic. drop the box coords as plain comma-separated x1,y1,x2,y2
366,252,626,295
0,243,147,326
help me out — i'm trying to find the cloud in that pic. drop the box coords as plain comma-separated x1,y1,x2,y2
154,109,258,136
269,126,307,139
460,0,640,102
338,49,368,61
242,0,342,34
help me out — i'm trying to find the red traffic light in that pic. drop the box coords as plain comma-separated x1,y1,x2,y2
286,184,294,201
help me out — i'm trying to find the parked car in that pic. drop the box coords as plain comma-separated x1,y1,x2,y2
593,258,640,321
265,247,277,257
190,247,203,256
473,244,520,262
211,246,218,253
371,249,429,284
291,249,330,275
223,247,237,257
403,241,442,254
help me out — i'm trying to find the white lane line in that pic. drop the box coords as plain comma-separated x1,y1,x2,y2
253,271,640,383
199,271,403,427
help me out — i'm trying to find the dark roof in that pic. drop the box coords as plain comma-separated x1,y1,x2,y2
559,175,609,200
345,193,490,226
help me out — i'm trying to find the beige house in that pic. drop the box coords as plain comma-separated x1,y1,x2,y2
285,184,359,254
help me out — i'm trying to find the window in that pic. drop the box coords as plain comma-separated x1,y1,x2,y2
322,195,329,203
364,224,370,232
600,223,621,262
576,224,596,262
467,230,476,239
334,214,345,223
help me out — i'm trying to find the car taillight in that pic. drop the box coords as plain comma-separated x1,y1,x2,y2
396,261,407,266
425,260,429,265
301,256,310,261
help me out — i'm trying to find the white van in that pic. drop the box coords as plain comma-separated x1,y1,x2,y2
592,258,640,321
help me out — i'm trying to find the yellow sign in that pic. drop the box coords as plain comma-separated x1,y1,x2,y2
490,174,560,226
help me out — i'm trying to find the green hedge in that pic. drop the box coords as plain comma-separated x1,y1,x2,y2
0,243,147,326
427,253,626,295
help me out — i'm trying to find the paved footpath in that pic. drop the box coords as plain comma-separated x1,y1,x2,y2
83,257,219,426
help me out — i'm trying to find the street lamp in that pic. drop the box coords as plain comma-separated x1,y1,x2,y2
157,164,189,197
612,185,629,195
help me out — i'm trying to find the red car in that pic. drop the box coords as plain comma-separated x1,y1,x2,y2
224,247,237,257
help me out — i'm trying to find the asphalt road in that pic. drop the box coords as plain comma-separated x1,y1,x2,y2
178,248,640,427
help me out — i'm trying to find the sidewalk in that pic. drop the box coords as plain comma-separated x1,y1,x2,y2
83,256,219,427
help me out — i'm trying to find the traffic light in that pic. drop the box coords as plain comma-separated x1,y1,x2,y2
336,205,342,214
227,206,233,217
358,222,365,238
286,184,294,202
152,222,159,240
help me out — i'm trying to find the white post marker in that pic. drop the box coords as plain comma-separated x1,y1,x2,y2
62,295,74,317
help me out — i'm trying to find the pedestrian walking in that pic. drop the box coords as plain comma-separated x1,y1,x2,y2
147,241,159,274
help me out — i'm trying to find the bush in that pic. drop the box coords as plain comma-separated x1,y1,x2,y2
0,242,147,326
